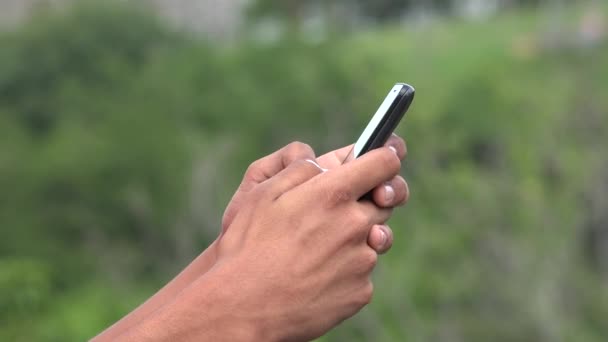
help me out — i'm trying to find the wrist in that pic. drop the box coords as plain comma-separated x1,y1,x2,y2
118,260,276,342
92,239,222,341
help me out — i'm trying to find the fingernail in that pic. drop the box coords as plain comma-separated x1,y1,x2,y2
378,229,387,248
304,159,327,172
384,183,395,203
388,146,398,155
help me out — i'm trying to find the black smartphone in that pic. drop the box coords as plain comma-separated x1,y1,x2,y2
343,83,415,164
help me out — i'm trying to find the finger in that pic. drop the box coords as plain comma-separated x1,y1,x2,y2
367,225,394,255
346,201,392,243
316,147,401,203
318,144,354,167
266,159,324,199
240,142,316,192
370,175,409,208
385,134,407,161
317,134,406,170
223,142,315,232
357,200,393,228
326,134,406,166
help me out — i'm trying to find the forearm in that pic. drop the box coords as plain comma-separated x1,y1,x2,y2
111,260,271,342
92,240,219,341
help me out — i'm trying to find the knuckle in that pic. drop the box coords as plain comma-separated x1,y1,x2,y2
286,141,314,158
245,159,263,178
360,249,378,271
347,207,371,231
336,208,371,245
379,150,401,174
249,180,271,200
378,154,401,177
324,184,353,207
357,281,375,307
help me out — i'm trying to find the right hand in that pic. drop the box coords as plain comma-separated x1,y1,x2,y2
222,136,410,255
213,146,402,341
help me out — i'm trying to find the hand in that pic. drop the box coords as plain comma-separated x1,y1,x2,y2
221,142,317,235
222,135,410,253
216,147,402,340
93,139,410,341
131,147,403,341
92,145,320,341
317,134,409,254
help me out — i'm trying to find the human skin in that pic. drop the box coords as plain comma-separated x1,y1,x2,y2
92,136,409,341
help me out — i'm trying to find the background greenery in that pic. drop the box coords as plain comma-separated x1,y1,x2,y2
1,1,607,341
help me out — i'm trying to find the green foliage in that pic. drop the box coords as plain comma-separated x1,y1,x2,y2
0,1,181,135
1,2,607,341
247,0,546,23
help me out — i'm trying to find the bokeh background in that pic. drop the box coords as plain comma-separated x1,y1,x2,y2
1,0,607,341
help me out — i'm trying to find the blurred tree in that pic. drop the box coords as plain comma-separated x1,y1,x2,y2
1,1,607,341
0,1,181,135
247,0,546,25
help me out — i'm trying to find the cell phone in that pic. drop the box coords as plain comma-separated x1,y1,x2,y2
343,83,415,164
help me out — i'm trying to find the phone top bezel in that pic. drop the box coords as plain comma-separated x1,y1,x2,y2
354,83,415,159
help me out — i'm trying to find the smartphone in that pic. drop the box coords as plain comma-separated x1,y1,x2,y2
343,83,415,164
